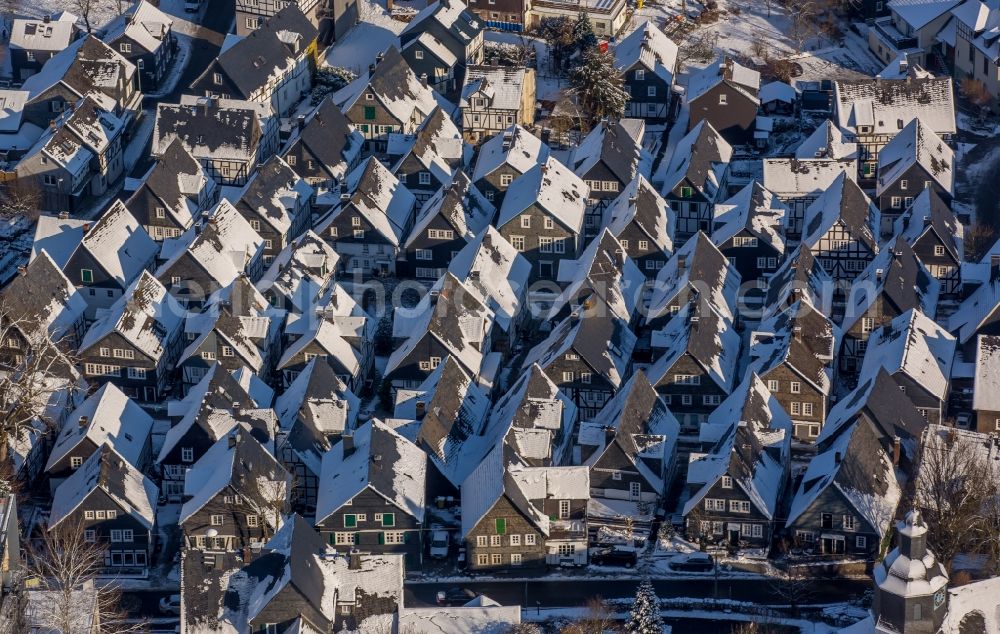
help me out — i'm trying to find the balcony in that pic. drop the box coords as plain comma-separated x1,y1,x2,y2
872,17,918,52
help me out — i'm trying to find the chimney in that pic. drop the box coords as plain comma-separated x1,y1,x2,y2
834,451,842,465
348,549,362,570
58,211,69,220
677,255,687,273
892,436,901,467
875,268,883,283
17,266,26,276
43,14,50,23
342,433,355,458
368,64,376,75
420,73,428,89
793,325,802,341
78,415,89,428
415,400,426,419
991,255,1000,282
82,223,91,232
228,431,238,448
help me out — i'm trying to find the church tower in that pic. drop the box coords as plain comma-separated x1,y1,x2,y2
872,510,949,633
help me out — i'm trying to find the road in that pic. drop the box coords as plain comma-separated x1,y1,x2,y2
403,576,871,608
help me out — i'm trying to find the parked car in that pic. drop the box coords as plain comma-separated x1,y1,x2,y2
436,587,479,606
669,553,714,572
429,530,450,559
589,546,637,567
158,594,181,615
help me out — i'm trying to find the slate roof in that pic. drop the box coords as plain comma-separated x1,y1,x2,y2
128,139,209,230
876,118,954,196
235,154,313,235
406,171,495,248
446,226,530,334
101,0,173,54
794,119,859,160
570,119,645,186
21,35,136,110
0,250,86,345
686,57,761,104
605,175,674,254
256,230,339,311
335,46,446,125
859,308,955,401
49,444,157,531
153,99,262,162
549,228,645,323
787,419,901,538
647,299,741,394
522,312,636,391
46,382,153,472
892,188,962,261
391,107,467,183
613,21,679,87
78,271,183,362
750,302,839,395
833,77,956,136
471,125,549,183
801,172,880,253
711,181,788,254
646,231,741,325
973,334,1000,412
462,66,531,112
761,157,858,197
288,97,364,181
657,120,732,198
316,418,427,525
762,244,834,317
317,157,416,247
842,239,940,333
497,157,588,234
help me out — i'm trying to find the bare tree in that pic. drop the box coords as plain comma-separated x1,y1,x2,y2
913,431,992,571
788,0,821,53
26,519,145,633
0,181,42,223
961,78,994,117
979,493,1000,576
68,0,120,33
558,596,619,634
0,309,80,469
965,223,996,261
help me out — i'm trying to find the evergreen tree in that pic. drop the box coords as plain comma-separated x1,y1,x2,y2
573,11,598,53
625,579,664,634
538,16,575,70
571,50,629,122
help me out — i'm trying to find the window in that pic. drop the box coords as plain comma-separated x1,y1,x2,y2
477,554,489,566
562,371,574,382
122,529,133,542
419,172,431,185
120,43,131,53
803,402,814,416
26,51,34,61
719,93,728,105
416,249,433,260
703,395,721,406
680,186,693,198
520,215,531,228
476,535,488,547
612,470,622,481
491,553,503,565
635,69,645,80
900,179,908,190
539,237,553,253
934,245,945,256
891,196,902,209
647,85,656,97
414,50,424,59
821,513,833,529
495,518,506,534
107,510,116,519
84,530,96,542
790,381,801,394
213,72,223,85
383,531,405,544
364,106,376,120
344,514,357,528
180,446,195,463
843,515,856,531
544,218,554,229
81,269,94,284
674,374,700,386
559,500,570,519
557,544,576,555
221,346,234,357
210,515,224,526
580,372,591,384
490,535,501,547
381,513,395,527
510,534,521,546
201,351,216,361
127,367,146,380
96,510,106,520
681,394,692,406
85,510,95,520
856,536,867,549
721,475,733,489
511,236,525,251
500,173,513,186
790,402,801,415
71,456,83,469
704,499,725,512
247,515,258,528
767,380,779,392
524,534,536,545
353,230,364,239
861,317,875,333
510,553,522,566
729,500,751,513
638,240,649,251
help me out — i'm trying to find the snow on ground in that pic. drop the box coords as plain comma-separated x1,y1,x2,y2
26,0,130,31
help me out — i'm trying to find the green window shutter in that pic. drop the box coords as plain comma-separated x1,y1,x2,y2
378,532,385,545
495,518,506,535
81,269,93,284
681,186,693,198
383,513,395,527
344,514,356,528
364,106,376,120
353,532,360,545
329,533,335,545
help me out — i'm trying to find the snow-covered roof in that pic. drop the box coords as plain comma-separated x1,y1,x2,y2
646,299,741,394
817,367,929,449
235,155,313,236
549,228,645,323
471,125,549,183
522,312,636,391
1,250,87,345
461,65,530,112
570,118,646,187
973,334,1000,412
656,120,732,199
46,383,153,472
686,56,760,105
841,239,939,333
446,226,530,334
49,444,157,531
750,302,839,395
711,181,787,254
760,80,797,104
256,230,339,311
761,157,858,198
319,157,416,247
78,271,184,362
794,120,859,160
613,21,678,87
834,77,956,136
179,426,288,527
889,0,961,29
101,0,173,54
646,231,741,325
316,418,427,525
605,174,674,254
947,275,1000,345
11,18,76,51
876,118,954,197
762,244,834,317
398,604,521,634
786,420,901,537
859,308,955,401
406,172,493,249
335,46,448,127
873,510,949,602
276,318,363,376
800,172,880,253
497,156,587,235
